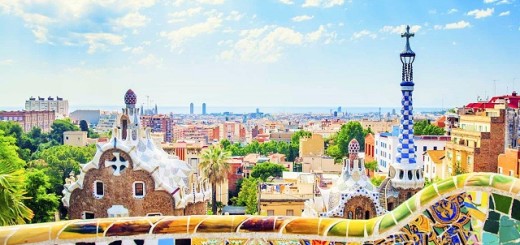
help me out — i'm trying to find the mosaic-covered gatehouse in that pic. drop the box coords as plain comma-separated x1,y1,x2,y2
62,89,210,219
2,26,520,245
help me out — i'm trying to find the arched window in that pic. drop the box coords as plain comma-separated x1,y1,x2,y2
355,207,363,219
133,181,145,198
365,210,370,219
93,181,104,198
348,211,353,219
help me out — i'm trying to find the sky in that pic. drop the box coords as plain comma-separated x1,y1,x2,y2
0,0,519,111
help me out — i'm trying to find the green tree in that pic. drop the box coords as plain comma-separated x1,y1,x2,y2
414,120,444,136
364,160,378,171
250,162,287,181
327,121,366,162
291,130,312,145
220,139,231,150
24,169,59,223
363,127,374,136
49,119,79,144
200,145,232,214
0,121,31,161
453,161,467,176
325,144,343,162
79,120,89,132
0,130,33,225
33,144,95,219
33,144,95,193
233,177,259,214
370,176,386,187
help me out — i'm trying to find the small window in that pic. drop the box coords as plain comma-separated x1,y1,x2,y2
433,146,437,150
82,211,95,219
267,210,274,216
134,182,145,198
94,181,104,198
286,209,294,216
146,213,162,216
422,146,427,151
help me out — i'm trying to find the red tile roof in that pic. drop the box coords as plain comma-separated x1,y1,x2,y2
465,92,520,109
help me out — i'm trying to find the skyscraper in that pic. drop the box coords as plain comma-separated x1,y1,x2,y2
190,102,194,115
202,103,207,115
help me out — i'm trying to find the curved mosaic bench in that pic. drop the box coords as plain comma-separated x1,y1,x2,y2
1,172,520,244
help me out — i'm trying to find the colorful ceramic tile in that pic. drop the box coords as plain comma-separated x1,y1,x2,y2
492,194,512,214
153,216,190,234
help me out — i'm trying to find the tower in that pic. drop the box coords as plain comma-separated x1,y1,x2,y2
388,25,424,190
190,102,194,115
202,103,207,115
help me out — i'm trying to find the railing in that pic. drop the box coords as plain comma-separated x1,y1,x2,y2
1,172,519,244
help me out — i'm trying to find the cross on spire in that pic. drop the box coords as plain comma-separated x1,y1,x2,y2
401,25,414,41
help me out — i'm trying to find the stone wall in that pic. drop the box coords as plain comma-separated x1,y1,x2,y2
68,149,175,219
342,196,377,219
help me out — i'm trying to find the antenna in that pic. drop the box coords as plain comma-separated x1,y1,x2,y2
494,80,497,96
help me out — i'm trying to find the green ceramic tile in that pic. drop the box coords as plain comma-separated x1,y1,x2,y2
483,232,500,244
499,216,520,243
489,211,501,221
405,195,417,212
484,220,500,234
493,194,512,214
490,195,495,210
435,179,455,196
419,185,438,206
378,213,396,233
392,203,412,223
511,200,520,221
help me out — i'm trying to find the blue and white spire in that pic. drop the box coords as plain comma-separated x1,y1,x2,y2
390,26,424,189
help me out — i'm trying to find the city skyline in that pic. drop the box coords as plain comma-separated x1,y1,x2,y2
0,0,519,108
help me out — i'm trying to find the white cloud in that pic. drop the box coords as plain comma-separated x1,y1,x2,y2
0,0,156,49
220,25,332,63
172,0,225,5
484,0,511,4
81,33,125,54
138,54,163,67
278,0,294,4
447,8,458,14
114,12,150,29
0,59,14,65
161,16,222,50
441,21,471,30
467,8,494,19
496,0,511,4
351,30,377,40
32,26,50,43
379,25,421,34
499,11,510,16
168,7,203,23
302,0,345,8
226,11,244,21
292,15,314,22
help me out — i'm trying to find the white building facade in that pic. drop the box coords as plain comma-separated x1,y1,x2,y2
375,129,450,174
25,96,69,117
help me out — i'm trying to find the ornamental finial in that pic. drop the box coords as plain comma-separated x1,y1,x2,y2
400,25,415,58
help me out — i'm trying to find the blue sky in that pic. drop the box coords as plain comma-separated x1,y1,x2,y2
0,0,518,110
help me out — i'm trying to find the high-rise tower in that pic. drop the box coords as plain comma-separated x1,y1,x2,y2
190,102,194,115
202,103,207,115
388,26,425,190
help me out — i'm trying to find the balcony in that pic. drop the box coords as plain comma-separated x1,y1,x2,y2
260,192,314,201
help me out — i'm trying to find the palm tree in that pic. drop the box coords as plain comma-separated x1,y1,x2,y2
200,145,231,215
0,130,33,225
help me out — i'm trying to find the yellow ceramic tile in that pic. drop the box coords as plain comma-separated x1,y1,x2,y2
152,216,190,234
8,224,50,244
283,217,320,235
